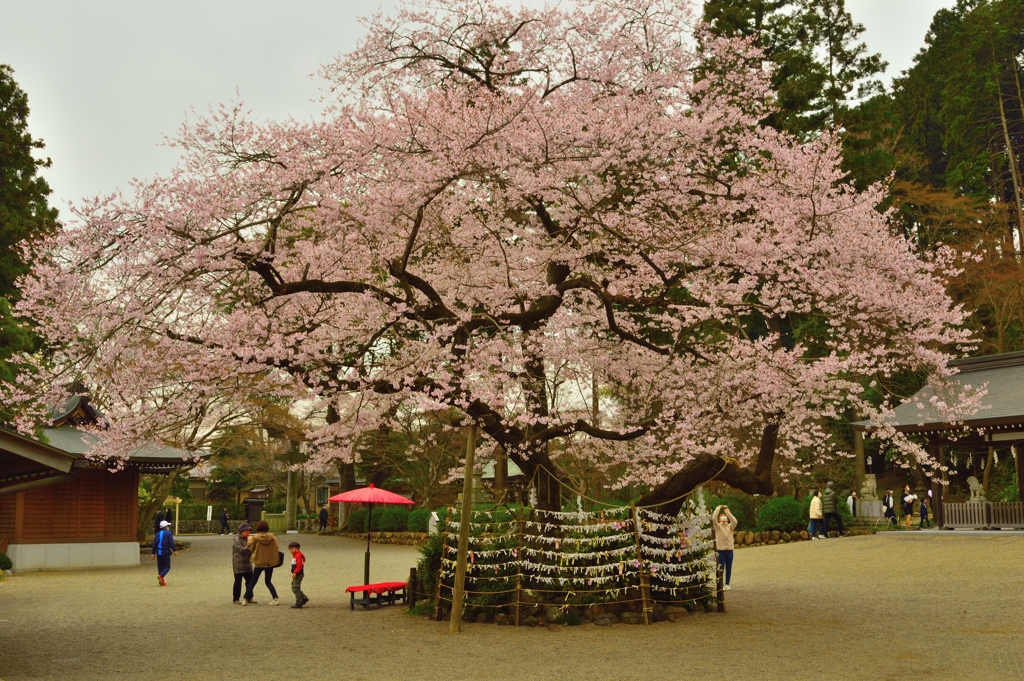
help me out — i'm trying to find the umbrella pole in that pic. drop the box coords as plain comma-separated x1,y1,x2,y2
365,503,372,585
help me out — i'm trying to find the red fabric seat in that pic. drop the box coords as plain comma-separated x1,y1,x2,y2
346,581,407,594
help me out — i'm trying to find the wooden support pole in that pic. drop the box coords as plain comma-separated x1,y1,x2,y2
408,567,417,609
630,505,651,625
449,423,478,634
716,564,726,613
853,430,866,508
433,517,448,621
514,510,524,627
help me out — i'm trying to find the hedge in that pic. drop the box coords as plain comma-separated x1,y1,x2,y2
756,496,805,532
0,551,11,571
378,507,410,532
408,508,431,532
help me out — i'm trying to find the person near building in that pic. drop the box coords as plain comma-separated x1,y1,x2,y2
902,485,918,530
711,505,737,590
882,489,897,526
219,508,230,535
920,497,931,529
151,520,178,586
318,506,329,532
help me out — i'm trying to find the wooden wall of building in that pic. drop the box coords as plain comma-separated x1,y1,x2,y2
0,494,15,540
7,467,138,544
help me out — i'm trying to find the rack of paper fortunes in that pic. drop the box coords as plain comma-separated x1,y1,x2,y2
435,497,716,625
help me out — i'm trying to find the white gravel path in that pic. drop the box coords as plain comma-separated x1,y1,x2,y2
1,532,1022,680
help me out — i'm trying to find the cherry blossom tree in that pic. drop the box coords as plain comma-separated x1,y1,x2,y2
7,0,977,512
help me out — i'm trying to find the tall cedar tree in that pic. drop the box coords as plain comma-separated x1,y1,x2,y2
702,0,886,137
0,65,58,392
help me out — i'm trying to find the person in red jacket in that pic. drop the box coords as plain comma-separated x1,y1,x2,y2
288,541,309,609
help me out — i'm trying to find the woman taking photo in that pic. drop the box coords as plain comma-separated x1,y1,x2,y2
240,520,280,606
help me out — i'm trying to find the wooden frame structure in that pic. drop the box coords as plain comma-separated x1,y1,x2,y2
853,352,1024,529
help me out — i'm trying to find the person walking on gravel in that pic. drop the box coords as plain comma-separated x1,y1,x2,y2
232,522,255,604
920,496,932,529
288,541,309,609
711,505,737,590
902,485,918,530
151,520,177,586
821,482,846,537
319,506,329,532
882,489,897,526
809,490,824,539
241,520,280,606
220,508,230,535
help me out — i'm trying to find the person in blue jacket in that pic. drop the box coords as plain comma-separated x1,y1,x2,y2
151,520,178,586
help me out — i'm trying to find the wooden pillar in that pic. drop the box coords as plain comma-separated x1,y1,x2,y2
929,437,944,529
1015,445,1024,503
449,423,477,634
494,443,508,494
853,430,866,502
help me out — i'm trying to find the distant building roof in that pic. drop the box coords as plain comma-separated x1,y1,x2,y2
854,352,1024,434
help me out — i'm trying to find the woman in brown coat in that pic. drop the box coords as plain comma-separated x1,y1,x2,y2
241,520,280,606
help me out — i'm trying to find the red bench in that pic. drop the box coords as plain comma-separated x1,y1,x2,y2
345,581,409,610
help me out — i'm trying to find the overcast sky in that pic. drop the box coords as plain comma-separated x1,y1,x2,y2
1,0,953,212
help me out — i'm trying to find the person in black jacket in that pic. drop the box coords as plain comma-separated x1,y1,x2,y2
318,506,329,532
882,489,897,526
920,497,931,528
154,510,164,534
219,508,230,535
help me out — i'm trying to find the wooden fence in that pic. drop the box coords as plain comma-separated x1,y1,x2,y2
943,502,1024,529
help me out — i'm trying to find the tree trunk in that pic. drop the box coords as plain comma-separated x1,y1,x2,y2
506,440,565,511
137,468,187,543
637,423,779,516
995,53,1024,247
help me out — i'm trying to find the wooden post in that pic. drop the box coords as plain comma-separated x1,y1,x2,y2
853,430,866,509
716,564,726,613
449,423,478,634
630,505,651,625
408,567,417,609
514,510,524,627
433,518,448,621
1015,445,1024,503
494,443,508,495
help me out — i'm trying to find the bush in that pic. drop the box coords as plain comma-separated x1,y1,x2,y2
347,508,369,532
378,506,410,532
0,551,11,571
408,508,431,532
756,496,805,532
417,531,445,604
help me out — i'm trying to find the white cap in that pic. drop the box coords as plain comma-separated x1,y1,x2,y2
159,520,171,528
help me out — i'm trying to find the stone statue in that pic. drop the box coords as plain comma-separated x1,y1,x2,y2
967,476,986,503
860,473,878,501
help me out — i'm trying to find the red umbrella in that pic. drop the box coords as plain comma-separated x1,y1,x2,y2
328,484,414,584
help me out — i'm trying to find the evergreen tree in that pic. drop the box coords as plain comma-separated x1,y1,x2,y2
702,0,886,136
0,64,58,392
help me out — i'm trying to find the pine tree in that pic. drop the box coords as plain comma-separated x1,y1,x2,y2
0,64,58,391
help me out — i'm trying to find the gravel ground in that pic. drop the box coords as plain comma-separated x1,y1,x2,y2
1,532,1023,681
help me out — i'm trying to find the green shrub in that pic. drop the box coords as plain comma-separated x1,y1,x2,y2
347,508,369,532
378,506,410,532
417,531,445,604
0,551,11,571
756,496,805,532
408,508,431,532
